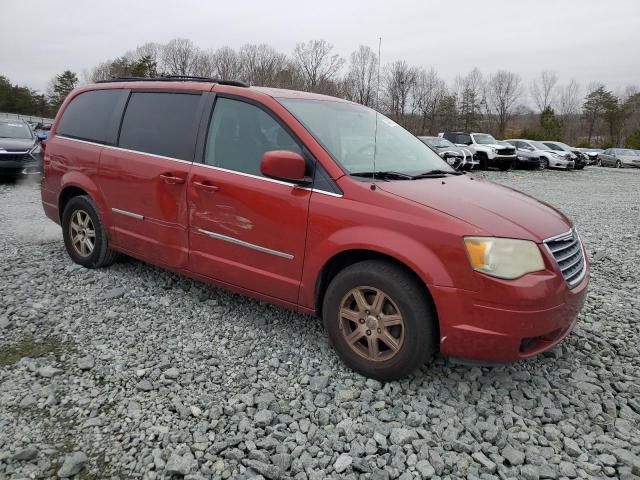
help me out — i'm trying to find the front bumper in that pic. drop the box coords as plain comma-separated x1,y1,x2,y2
431,252,589,362
550,158,574,169
0,158,43,176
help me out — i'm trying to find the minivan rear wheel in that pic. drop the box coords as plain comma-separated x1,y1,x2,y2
322,260,437,380
62,195,118,268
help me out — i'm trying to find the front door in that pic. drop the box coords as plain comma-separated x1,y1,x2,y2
187,96,311,303
99,91,204,268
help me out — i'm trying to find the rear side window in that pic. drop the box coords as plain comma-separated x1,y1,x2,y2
56,89,127,144
118,92,202,161
204,97,301,176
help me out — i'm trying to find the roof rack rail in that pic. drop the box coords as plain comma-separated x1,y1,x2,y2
96,75,248,87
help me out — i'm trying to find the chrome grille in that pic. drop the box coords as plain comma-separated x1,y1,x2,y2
545,229,586,288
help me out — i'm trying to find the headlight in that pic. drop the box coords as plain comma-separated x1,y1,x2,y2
29,144,42,156
464,237,545,279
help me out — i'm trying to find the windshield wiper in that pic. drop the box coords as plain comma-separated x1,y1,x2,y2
350,170,415,180
412,169,464,179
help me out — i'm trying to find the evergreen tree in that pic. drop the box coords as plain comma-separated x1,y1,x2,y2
49,70,78,113
540,107,562,140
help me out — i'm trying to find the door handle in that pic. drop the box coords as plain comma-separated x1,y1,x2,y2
193,180,219,192
159,173,186,185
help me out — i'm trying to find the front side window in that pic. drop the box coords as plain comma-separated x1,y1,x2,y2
0,121,32,140
57,89,127,144
118,92,201,161
204,97,301,176
544,142,563,151
279,99,448,175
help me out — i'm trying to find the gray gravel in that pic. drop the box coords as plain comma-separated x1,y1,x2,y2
1,168,639,479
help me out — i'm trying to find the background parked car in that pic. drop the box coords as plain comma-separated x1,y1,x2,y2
0,118,43,176
543,141,587,169
578,147,603,165
33,123,52,141
418,136,478,170
440,132,515,170
505,139,574,170
502,139,541,169
598,148,640,168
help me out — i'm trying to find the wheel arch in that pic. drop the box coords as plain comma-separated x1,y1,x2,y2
314,249,438,322
57,171,105,222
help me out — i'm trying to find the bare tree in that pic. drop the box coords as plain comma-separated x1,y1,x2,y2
162,38,200,76
454,68,485,131
486,70,522,137
191,49,217,77
530,70,558,112
382,61,417,125
345,45,378,107
211,46,242,80
558,79,581,143
239,44,288,87
293,40,345,92
411,68,447,135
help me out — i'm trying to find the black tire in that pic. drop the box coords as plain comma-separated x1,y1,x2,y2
597,159,603,167
476,153,488,170
616,160,622,168
540,158,548,170
62,195,118,268
322,260,438,381
498,161,512,171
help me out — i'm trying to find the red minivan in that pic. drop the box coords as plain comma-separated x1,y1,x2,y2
41,78,589,380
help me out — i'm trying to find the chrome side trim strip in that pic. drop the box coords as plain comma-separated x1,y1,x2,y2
197,228,293,260
56,135,343,197
112,208,144,220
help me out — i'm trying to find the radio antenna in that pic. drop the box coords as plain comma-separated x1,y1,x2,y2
371,37,382,191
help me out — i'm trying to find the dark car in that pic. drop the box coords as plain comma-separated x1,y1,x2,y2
577,148,603,165
418,136,478,170
0,118,44,177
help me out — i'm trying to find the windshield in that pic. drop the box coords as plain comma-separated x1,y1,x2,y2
279,99,450,175
531,141,549,150
472,133,498,145
0,122,33,139
420,137,455,148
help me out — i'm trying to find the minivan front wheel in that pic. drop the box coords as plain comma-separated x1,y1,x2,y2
322,260,437,380
62,195,118,268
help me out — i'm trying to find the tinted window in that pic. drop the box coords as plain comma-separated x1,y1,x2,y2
205,97,301,176
119,92,201,161
57,89,127,144
455,133,472,145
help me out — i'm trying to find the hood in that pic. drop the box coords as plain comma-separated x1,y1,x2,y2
379,175,572,242
434,145,471,156
474,143,503,150
0,137,35,152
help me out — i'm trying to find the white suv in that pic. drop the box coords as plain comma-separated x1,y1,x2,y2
440,132,516,170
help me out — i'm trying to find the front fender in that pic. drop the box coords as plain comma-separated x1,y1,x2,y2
299,225,456,311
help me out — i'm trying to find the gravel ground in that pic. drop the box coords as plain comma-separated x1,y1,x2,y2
1,167,639,480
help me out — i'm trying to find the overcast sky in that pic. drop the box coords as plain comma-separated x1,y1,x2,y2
3,0,639,98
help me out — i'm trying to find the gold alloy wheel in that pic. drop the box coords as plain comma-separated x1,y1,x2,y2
69,210,96,257
338,286,405,362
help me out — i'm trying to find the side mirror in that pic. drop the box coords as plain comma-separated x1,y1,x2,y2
260,150,310,184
